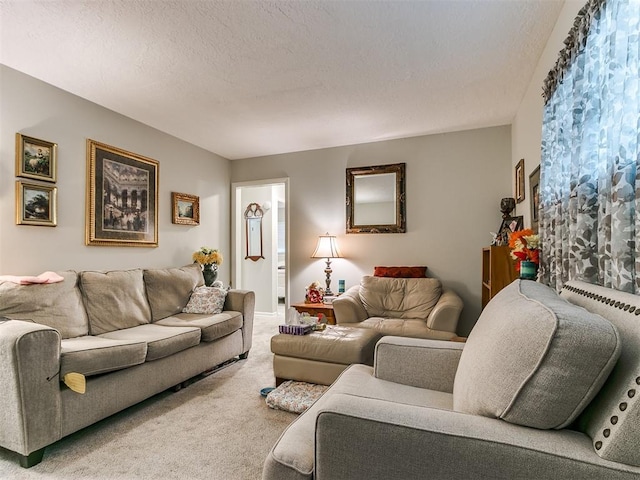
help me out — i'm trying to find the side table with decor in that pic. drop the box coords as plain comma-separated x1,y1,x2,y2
291,302,336,325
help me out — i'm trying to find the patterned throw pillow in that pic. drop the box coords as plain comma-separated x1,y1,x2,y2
373,266,427,278
182,286,228,314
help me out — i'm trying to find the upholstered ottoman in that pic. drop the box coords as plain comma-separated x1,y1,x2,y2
271,326,382,386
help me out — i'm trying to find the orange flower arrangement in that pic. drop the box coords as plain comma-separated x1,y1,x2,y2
509,229,540,272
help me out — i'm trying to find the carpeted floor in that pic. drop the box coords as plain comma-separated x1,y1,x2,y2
0,310,297,480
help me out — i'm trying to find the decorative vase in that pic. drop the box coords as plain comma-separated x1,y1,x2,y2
202,263,218,287
500,197,516,218
520,260,538,280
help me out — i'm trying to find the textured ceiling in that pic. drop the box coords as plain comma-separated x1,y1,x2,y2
0,1,564,160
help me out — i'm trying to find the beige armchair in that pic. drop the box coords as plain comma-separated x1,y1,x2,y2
332,275,463,340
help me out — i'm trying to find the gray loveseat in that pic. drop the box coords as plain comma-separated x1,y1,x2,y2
264,279,640,479
0,264,254,468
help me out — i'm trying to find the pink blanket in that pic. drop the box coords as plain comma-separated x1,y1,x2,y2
0,271,64,285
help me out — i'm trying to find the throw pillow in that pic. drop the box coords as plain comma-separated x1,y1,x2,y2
373,266,427,278
182,286,228,314
453,280,621,430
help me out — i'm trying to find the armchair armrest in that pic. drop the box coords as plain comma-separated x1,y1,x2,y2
314,394,637,480
425,286,463,333
0,320,61,458
332,285,368,324
374,336,463,392
223,289,255,355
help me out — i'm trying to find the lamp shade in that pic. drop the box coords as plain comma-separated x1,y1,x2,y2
311,233,343,259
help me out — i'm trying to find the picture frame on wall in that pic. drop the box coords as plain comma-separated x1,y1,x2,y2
496,215,524,246
172,192,200,225
15,133,57,183
515,158,525,203
16,180,57,227
529,165,541,233
86,139,158,247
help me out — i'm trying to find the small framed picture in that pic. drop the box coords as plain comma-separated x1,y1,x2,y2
172,192,200,225
16,181,57,227
496,216,524,246
16,133,57,183
529,165,541,233
515,158,525,203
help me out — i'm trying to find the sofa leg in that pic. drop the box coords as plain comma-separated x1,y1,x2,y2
239,351,249,360
20,448,45,468
275,377,286,387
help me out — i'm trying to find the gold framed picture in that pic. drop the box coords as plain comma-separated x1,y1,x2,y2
86,139,158,247
172,192,200,226
529,165,541,233
515,158,525,203
16,133,57,183
16,181,57,227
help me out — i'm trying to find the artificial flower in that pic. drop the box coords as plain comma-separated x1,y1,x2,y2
192,247,223,266
508,229,540,272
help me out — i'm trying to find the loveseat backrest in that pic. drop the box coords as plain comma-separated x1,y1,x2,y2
0,271,89,339
560,280,640,467
359,276,442,321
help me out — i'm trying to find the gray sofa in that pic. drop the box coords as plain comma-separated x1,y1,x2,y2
263,279,640,479
0,264,255,468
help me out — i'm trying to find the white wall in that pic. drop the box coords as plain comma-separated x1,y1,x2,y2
512,0,584,224
231,126,512,335
0,66,231,278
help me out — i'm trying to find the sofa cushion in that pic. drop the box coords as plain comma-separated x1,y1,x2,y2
80,269,152,335
359,276,441,320
182,286,228,315
453,280,621,429
155,311,243,342
144,264,204,321
354,318,456,340
373,266,427,278
99,324,201,361
60,336,147,377
0,271,89,339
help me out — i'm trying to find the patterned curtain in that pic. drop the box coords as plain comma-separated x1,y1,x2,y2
540,0,640,292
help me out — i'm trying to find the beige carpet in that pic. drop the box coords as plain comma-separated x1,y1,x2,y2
0,311,297,480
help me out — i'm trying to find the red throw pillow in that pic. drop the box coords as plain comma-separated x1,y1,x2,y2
373,266,428,278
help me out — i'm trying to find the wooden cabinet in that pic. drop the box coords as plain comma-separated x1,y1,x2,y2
482,246,518,309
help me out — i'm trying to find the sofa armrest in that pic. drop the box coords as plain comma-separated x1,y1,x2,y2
223,289,255,355
333,286,368,324
315,394,638,480
0,320,62,457
374,336,463,392
425,286,463,333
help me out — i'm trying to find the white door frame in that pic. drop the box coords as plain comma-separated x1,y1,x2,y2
231,178,290,311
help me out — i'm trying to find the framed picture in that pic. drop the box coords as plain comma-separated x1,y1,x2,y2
172,192,200,225
529,165,541,233
15,133,57,183
515,158,525,203
16,181,57,227
495,215,524,246
86,139,158,247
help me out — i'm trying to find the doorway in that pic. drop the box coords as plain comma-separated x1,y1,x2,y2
232,179,288,315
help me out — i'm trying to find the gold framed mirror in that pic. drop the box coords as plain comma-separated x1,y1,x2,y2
244,202,265,261
346,163,406,234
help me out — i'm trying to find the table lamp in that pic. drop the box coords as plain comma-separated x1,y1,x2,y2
311,233,342,296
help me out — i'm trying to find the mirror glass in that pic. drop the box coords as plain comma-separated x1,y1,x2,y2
244,203,264,261
346,163,406,234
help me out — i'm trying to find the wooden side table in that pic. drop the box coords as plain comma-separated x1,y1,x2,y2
291,302,336,325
